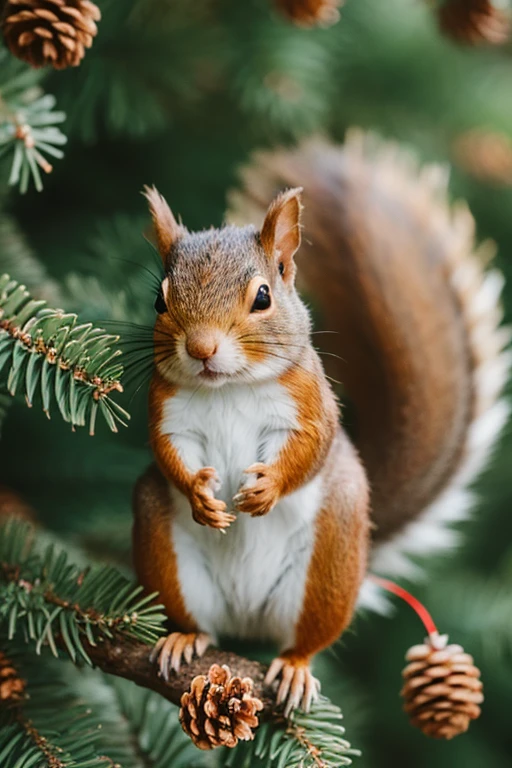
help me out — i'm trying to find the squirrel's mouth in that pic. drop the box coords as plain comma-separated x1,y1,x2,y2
198,367,228,383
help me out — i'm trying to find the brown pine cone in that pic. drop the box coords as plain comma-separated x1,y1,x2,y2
2,0,101,70
274,0,343,27
0,651,26,705
437,0,510,46
401,637,483,739
179,663,263,750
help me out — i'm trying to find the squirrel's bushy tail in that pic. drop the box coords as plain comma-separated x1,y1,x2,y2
228,131,510,591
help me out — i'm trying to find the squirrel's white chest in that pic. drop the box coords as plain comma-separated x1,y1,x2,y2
161,383,323,646
161,381,298,502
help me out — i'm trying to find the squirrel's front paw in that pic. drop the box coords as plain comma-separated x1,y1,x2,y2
234,463,280,517
190,467,236,530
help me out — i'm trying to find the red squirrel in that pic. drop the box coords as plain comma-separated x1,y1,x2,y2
133,131,509,717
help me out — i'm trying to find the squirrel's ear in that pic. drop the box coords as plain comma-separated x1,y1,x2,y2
260,187,303,280
143,185,182,263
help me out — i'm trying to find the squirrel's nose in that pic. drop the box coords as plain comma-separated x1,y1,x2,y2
186,330,218,361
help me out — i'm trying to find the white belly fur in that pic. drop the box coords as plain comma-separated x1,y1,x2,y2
161,382,324,649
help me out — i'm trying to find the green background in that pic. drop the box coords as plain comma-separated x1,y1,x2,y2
1,0,512,765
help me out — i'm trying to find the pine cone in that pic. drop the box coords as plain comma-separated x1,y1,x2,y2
401,637,483,739
274,0,343,27
179,664,264,750
0,651,26,705
2,0,101,70
437,0,510,46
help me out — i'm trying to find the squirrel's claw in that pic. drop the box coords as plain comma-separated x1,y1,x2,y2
151,632,213,680
234,463,279,517
265,657,320,718
190,468,235,529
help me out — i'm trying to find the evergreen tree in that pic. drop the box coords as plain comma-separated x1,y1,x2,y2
0,0,512,766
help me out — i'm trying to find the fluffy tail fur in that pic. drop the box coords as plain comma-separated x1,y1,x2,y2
228,130,510,590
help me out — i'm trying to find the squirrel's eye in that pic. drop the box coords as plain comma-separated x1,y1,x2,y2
154,287,167,314
251,284,271,312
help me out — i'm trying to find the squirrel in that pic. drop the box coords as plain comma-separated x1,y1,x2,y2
133,131,509,717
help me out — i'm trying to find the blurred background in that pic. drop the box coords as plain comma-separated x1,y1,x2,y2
1,0,512,765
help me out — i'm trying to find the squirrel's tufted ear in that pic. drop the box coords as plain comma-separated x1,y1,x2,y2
260,187,303,281
143,185,182,264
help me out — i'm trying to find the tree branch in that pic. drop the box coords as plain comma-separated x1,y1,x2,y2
82,635,277,713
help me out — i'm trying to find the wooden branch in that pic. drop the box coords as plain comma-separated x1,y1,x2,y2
83,635,277,712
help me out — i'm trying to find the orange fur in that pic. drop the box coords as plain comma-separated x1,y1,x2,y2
136,183,372,713
288,434,370,661
149,372,193,495
228,136,509,550
234,353,339,517
133,465,196,632
276,356,338,497
143,186,182,262
260,187,303,284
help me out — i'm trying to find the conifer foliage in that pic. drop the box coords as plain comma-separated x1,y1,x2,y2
0,1,511,767
0,46,66,192
0,274,128,433
0,515,361,766
0,518,165,655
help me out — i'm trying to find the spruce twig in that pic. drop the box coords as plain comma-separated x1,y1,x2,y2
0,273,129,434
77,640,359,765
0,643,115,768
0,519,165,658
0,45,66,192
108,676,212,768
0,519,360,766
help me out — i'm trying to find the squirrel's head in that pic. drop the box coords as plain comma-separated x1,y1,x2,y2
144,185,310,388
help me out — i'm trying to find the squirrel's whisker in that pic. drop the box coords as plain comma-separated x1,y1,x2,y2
107,256,163,286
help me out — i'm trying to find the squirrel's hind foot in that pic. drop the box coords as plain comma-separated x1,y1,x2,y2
265,656,320,718
151,632,212,680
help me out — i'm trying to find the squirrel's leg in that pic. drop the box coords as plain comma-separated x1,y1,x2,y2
133,464,213,679
267,441,370,717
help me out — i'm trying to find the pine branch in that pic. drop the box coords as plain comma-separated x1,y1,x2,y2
222,701,358,768
0,519,165,660
0,520,360,766
0,274,129,434
1,639,207,768
82,633,273,710
0,521,272,719
82,641,358,768
0,643,117,768
108,676,213,768
50,611,359,768
0,44,66,193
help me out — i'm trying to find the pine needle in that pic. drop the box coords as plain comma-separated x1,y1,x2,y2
0,519,166,659
0,274,129,434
